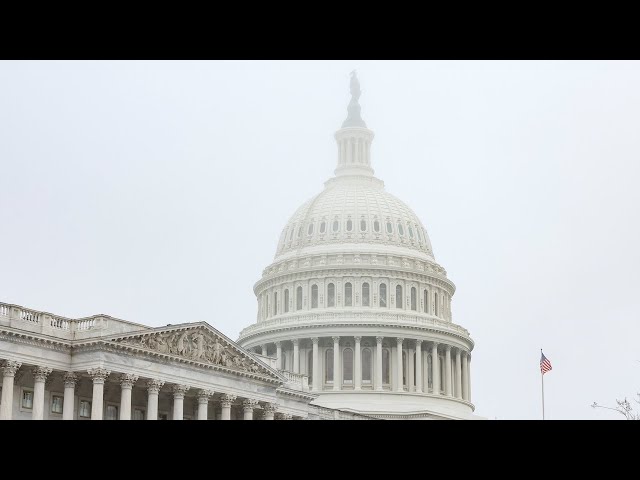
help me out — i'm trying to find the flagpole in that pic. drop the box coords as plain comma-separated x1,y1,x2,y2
541,348,545,420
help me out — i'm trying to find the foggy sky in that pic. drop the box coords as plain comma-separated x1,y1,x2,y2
1,60,639,420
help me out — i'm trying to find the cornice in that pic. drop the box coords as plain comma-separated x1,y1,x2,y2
0,328,71,352
276,387,318,401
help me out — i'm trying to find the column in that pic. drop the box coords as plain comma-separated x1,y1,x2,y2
445,345,453,397
118,374,138,420
172,385,189,420
197,390,213,420
276,342,282,370
312,337,320,391
455,348,463,399
62,372,78,420
396,338,404,392
87,367,110,420
354,336,362,391
467,353,472,402
243,398,259,420
332,336,340,391
431,343,440,395
0,361,21,420
220,394,237,420
375,336,383,391
415,340,423,393
146,379,164,420
261,345,267,356
32,366,52,420
262,403,277,420
293,339,300,374
462,351,469,401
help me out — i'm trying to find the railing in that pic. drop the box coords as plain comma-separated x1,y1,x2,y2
21,309,40,324
49,316,71,330
75,318,95,331
0,301,98,336
0,304,8,316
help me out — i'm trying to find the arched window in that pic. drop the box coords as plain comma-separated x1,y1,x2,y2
386,221,393,234
327,283,335,307
424,289,429,313
343,348,353,382
362,348,372,382
379,283,387,308
289,226,294,241
411,287,417,311
408,225,414,239
325,348,334,382
402,351,407,386
297,226,302,237
374,220,380,232
266,295,270,318
346,219,353,232
344,282,353,306
413,352,417,385
397,222,404,236
284,289,289,313
382,349,390,384
308,223,314,235
307,350,313,384
282,351,287,371
427,355,433,390
296,286,302,311
311,285,318,309
332,220,339,232
396,285,403,309
362,282,370,306
320,221,326,234
416,226,422,243
360,219,367,231
273,292,278,315
434,292,439,316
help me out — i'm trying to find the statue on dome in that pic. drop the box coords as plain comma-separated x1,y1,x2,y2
349,70,361,101
342,70,367,128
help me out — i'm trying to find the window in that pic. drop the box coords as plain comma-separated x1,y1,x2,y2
282,352,287,371
307,350,313,384
308,223,314,235
379,283,387,308
344,282,353,306
51,395,63,414
332,220,339,232
343,348,353,382
402,351,407,386
311,285,318,309
434,293,439,316
266,295,270,318
297,226,302,237
360,219,367,231
416,226,422,242
427,356,433,389
22,389,33,409
374,220,380,232
296,286,303,310
289,227,294,241
382,349,390,384
284,289,289,313
133,409,145,420
362,348,372,382
105,405,118,420
396,285,403,309
386,221,393,234
424,289,429,313
362,282,370,306
159,413,169,421
346,219,353,232
273,292,278,315
79,400,91,418
320,221,326,233
397,222,404,236
411,287,417,311
413,353,417,385
408,225,414,238
327,283,335,307
325,349,334,382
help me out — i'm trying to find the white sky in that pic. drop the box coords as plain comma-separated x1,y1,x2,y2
1,60,639,420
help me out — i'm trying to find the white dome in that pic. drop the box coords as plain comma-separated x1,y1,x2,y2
275,175,434,262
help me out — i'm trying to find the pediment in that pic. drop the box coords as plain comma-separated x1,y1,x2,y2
107,323,280,380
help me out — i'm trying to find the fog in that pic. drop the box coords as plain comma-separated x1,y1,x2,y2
1,60,639,419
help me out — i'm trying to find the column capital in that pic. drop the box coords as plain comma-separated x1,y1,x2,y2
220,393,237,408
292,338,299,346
263,402,278,415
63,372,79,388
1,360,22,377
467,352,472,360
87,367,110,384
376,336,384,344
119,373,139,389
277,412,293,420
172,385,190,399
332,336,340,343
146,379,165,394
415,339,423,347
243,398,259,411
311,337,319,345
32,366,53,382
431,342,440,350
197,389,214,404
461,349,469,358
275,341,282,348
396,337,404,345
354,336,362,342
445,344,452,351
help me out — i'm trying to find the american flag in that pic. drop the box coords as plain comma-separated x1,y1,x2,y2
540,351,552,375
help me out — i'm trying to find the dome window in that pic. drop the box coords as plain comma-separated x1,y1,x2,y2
408,225,414,238
360,219,367,231
297,226,302,237
308,223,314,235
386,222,393,234
374,220,380,232
397,222,404,236
320,221,326,234
289,227,294,241
346,219,353,232
332,220,340,232
416,226,422,242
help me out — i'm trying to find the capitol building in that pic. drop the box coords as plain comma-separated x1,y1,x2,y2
0,73,477,420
